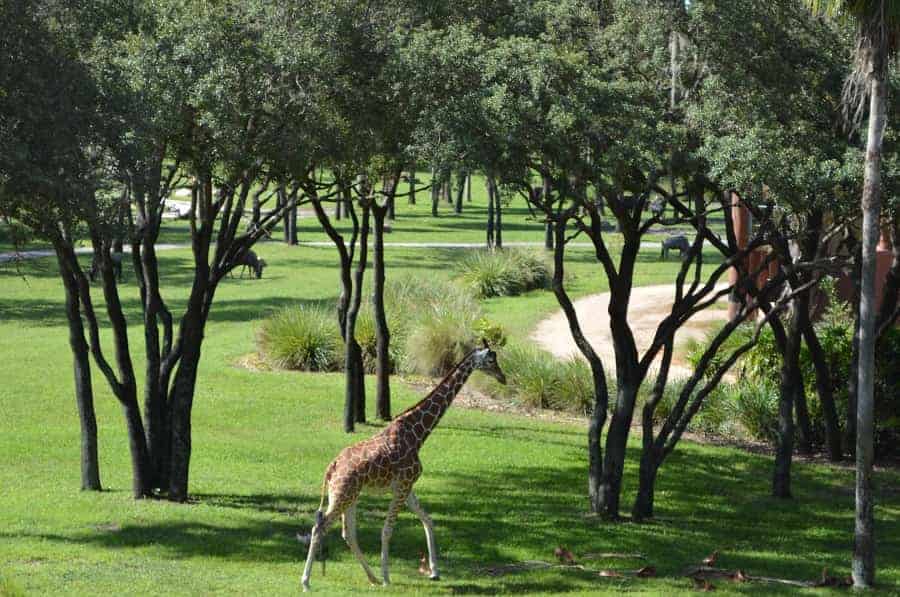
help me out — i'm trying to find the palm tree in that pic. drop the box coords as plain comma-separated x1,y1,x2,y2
806,0,900,588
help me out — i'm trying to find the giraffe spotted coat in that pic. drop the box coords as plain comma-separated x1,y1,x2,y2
300,346,506,591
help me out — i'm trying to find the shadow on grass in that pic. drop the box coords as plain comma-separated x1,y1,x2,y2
8,435,898,593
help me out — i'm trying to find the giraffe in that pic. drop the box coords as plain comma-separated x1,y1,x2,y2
300,344,506,591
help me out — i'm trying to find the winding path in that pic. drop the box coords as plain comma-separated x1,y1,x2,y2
530,284,730,379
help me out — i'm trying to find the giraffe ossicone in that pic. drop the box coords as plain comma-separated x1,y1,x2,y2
300,346,506,591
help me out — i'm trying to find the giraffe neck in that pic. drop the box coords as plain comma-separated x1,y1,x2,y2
397,352,478,445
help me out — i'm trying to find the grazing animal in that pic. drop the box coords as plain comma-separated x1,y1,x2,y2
89,252,123,283
300,344,507,591
235,250,266,279
661,234,691,260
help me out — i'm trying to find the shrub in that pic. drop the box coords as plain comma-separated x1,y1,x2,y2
457,249,551,298
732,380,780,444
403,307,478,376
256,306,340,371
387,275,489,375
474,343,594,413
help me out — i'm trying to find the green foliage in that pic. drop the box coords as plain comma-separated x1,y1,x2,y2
731,380,782,444
256,306,340,372
473,316,508,349
475,343,594,413
683,292,900,454
457,249,551,298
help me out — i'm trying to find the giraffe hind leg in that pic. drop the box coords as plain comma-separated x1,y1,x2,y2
343,503,380,585
380,484,410,586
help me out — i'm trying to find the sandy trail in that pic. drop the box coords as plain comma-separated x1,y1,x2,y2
530,284,730,379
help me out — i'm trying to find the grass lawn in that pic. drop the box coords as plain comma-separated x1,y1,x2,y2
1,239,897,595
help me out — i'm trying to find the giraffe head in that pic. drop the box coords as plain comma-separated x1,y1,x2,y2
472,341,506,385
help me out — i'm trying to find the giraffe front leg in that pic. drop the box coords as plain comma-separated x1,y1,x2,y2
301,508,338,592
380,488,408,586
406,491,440,580
342,503,380,585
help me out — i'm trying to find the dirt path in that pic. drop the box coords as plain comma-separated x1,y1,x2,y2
530,284,730,379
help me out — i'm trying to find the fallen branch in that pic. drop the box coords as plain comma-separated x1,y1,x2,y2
478,560,654,579
582,552,646,561
683,566,852,589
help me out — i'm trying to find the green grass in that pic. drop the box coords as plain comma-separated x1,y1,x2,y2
1,241,897,594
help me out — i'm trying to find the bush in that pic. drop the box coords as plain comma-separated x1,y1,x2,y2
457,249,551,298
474,343,594,414
732,380,780,444
404,308,478,376
256,305,340,371
387,275,487,376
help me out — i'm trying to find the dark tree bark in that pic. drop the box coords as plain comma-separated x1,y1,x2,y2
408,169,416,205
466,173,472,203
372,172,400,421
773,307,799,498
309,184,365,432
56,245,102,492
803,318,842,461
495,183,503,249
551,218,609,515
443,177,452,204
791,295,813,456
486,177,495,248
796,209,841,460
430,168,439,217
346,203,370,429
454,170,465,214
287,202,298,245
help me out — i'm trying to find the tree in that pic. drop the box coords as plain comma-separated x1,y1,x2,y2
805,0,900,587
0,0,113,493
694,0,860,489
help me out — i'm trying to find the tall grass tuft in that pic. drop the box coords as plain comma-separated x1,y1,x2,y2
256,305,340,371
387,274,485,375
457,249,551,298
474,342,594,413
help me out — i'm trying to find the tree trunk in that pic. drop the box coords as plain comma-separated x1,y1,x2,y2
466,173,472,202
633,449,659,522
372,205,391,421
287,203,298,245
59,258,102,492
486,177,495,249
549,219,609,515
454,170,465,214
345,205,370,431
853,72,885,590
443,177,452,204
772,308,800,499
600,380,638,518
495,185,503,249
792,293,813,456
408,169,416,205
167,332,203,501
802,319,842,461
430,168,439,217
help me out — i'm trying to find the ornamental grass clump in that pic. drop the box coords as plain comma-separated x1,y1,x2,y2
458,249,551,298
256,305,340,372
474,342,594,413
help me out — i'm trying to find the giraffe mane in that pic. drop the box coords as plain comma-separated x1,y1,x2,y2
393,348,479,420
